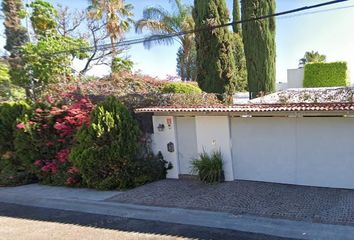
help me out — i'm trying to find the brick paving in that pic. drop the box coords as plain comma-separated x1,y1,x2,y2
108,179,354,226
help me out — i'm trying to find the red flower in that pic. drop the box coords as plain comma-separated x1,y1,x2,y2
41,162,58,173
56,149,70,163
50,107,64,116
34,160,43,167
66,176,77,185
35,108,43,113
47,96,55,104
67,167,79,174
16,123,25,129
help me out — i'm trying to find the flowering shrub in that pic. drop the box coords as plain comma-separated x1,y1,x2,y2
14,94,93,186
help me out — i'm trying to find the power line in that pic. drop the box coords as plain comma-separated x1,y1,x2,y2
278,4,354,19
43,0,349,57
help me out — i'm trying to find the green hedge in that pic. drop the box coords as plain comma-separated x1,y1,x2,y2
162,82,202,94
304,62,348,88
0,102,30,155
0,101,32,186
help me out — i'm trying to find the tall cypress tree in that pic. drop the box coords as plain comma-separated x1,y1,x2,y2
232,0,247,92
232,0,241,34
241,0,276,98
193,0,237,96
2,0,28,56
2,0,29,94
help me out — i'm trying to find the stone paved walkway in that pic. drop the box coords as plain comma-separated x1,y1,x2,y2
108,179,354,226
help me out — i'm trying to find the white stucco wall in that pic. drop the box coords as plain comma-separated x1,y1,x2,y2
232,117,354,189
195,116,234,181
151,116,179,178
287,68,304,88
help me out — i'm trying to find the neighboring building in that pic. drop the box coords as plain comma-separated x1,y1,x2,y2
287,68,305,88
136,87,354,189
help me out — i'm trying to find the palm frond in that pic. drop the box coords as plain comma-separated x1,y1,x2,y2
142,34,175,50
143,6,171,21
135,19,172,34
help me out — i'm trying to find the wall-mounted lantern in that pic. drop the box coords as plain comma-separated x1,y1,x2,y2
157,124,165,132
167,142,175,152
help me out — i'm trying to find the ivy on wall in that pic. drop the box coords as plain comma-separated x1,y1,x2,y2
304,62,348,88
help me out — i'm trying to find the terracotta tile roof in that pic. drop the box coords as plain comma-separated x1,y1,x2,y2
135,102,354,114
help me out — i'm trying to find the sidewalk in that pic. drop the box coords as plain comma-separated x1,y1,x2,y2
1,184,354,240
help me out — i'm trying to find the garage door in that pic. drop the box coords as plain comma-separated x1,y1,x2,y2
176,117,198,175
231,117,354,189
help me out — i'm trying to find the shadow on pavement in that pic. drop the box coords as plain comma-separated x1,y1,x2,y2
0,202,299,240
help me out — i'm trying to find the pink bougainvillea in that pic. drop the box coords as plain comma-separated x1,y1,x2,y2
16,123,26,129
16,94,94,186
56,149,70,163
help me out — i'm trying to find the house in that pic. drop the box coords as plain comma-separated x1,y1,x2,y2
136,87,354,189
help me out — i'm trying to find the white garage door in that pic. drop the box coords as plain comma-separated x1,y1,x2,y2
231,117,354,189
176,117,198,175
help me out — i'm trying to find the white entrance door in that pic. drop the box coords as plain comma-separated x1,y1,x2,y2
176,117,198,175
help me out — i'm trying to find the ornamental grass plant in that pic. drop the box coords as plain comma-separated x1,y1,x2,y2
192,150,224,184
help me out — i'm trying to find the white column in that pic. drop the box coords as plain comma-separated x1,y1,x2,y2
195,116,234,181
151,116,179,179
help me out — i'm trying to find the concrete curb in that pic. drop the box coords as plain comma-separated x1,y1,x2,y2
1,189,354,240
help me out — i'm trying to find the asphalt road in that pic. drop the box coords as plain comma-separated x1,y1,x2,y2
0,202,299,240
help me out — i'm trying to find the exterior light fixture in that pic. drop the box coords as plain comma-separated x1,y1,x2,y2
167,142,175,152
157,124,165,132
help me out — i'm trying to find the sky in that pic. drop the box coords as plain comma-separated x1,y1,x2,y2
1,0,354,83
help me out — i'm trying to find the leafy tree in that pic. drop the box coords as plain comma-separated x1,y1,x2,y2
29,0,58,37
55,5,115,75
299,51,326,67
111,57,133,73
0,60,25,101
89,0,134,58
241,0,276,98
135,0,195,82
176,43,197,81
0,61,11,100
14,0,88,99
193,0,237,95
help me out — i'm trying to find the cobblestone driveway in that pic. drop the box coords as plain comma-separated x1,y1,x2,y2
108,179,354,226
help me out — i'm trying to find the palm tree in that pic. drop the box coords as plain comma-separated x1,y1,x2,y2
298,51,326,68
304,51,326,63
88,0,134,58
135,0,195,81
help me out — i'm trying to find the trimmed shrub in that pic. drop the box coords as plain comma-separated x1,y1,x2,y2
162,82,202,94
0,102,30,154
304,62,348,88
133,152,172,186
70,96,171,190
192,150,224,183
70,96,141,190
0,102,31,186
